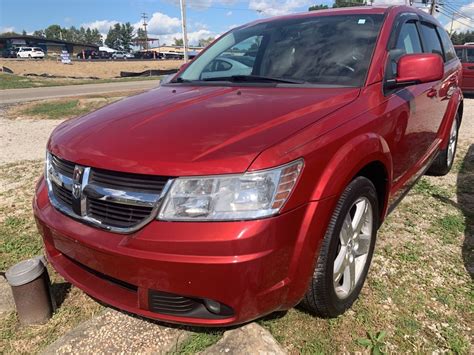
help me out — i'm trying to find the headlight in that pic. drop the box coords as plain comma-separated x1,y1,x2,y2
158,159,303,221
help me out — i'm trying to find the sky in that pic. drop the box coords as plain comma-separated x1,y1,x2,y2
1,0,473,46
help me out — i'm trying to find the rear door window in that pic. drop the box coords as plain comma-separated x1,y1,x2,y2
467,48,474,63
437,28,456,62
396,22,423,54
455,48,464,62
420,23,443,58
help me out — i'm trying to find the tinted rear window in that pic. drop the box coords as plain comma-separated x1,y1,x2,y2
420,23,443,57
455,48,464,61
437,28,456,62
467,48,474,63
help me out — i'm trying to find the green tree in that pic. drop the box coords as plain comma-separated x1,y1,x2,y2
105,23,121,49
44,24,62,40
22,29,27,35
333,0,365,7
198,37,215,47
120,22,134,51
0,31,20,36
33,29,45,37
174,37,183,46
308,4,329,11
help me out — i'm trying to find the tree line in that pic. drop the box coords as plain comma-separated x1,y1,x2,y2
309,0,368,10
0,25,103,46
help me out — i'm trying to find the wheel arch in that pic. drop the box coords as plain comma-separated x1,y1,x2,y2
309,133,392,222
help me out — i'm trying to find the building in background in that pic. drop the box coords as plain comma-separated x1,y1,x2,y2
0,35,99,57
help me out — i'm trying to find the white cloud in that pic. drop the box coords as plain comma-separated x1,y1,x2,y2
445,2,474,33
248,0,310,17
136,12,181,35
226,10,233,16
167,0,237,10
152,28,216,46
81,20,119,33
1,26,15,33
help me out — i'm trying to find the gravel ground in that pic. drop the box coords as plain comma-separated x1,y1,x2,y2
0,106,61,164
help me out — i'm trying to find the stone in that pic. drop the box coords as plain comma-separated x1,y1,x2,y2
0,276,15,315
201,323,286,355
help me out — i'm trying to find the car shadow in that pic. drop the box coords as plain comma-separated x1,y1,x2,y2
436,144,474,279
50,281,72,309
457,144,474,279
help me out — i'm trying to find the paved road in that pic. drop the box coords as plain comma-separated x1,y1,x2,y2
0,80,160,104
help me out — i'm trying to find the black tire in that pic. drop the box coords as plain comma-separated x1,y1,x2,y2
426,114,460,176
301,176,379,318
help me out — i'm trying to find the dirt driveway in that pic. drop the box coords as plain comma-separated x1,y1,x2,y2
0,59,181,79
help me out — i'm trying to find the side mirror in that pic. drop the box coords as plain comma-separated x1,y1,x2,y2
387,53,444,89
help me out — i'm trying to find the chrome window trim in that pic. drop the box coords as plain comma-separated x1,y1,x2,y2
45,153,174,234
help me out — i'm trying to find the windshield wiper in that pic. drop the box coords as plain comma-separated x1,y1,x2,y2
201,75,305,84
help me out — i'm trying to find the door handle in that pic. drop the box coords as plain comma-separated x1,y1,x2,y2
468,66,474,70
427,89,437,98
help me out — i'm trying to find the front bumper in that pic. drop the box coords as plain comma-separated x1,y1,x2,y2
34,176,335,326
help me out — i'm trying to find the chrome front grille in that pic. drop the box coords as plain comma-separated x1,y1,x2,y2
46,154,173,233
87,197,154,229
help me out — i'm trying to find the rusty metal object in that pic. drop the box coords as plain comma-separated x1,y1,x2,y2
5,257,53,325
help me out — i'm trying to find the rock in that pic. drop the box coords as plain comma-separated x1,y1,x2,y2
1,66,14,74
41,309,189,354
201,323,286,355
0,276,15,315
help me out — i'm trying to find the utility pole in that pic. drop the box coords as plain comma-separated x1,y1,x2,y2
429,0,436,15
179,0,189,63
141,12,148,51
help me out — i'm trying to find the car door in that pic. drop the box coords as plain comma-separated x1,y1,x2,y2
462,47,474,91
385,18,431,183
417,22,453,145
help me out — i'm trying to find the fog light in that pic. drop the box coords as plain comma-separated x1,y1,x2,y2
204,299,221,314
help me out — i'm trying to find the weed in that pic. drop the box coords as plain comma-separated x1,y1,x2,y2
356,330,387,355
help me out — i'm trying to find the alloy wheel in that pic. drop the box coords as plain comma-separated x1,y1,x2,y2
447,119,458,168
333,197,373,299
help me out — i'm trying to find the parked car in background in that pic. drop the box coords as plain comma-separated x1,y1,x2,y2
76,50,99,60
35,5,462,326
2,47,18,58
16,47,44,59
112,51,134,60
98,50,112,59
133,51,156,59
454,45,474,93
201,57,252,79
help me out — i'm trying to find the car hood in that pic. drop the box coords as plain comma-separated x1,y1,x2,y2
49,85,359,176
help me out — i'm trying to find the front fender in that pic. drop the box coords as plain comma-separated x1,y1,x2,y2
310,133,392,205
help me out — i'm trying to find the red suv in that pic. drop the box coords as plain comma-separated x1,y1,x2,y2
455,45,474,93
34,6,462,326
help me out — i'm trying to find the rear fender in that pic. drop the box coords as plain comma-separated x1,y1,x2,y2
439,90,463,150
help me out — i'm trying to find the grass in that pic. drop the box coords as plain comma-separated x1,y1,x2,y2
22,100,92,119
0,160,103,353
0,73,160,90
174,331,223,354
256,144,473,353
8,95,127,120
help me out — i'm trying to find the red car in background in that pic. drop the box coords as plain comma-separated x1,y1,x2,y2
455,45,474,93
34,5,462,326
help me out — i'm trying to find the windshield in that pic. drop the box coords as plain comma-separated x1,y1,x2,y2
177,14,384,87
